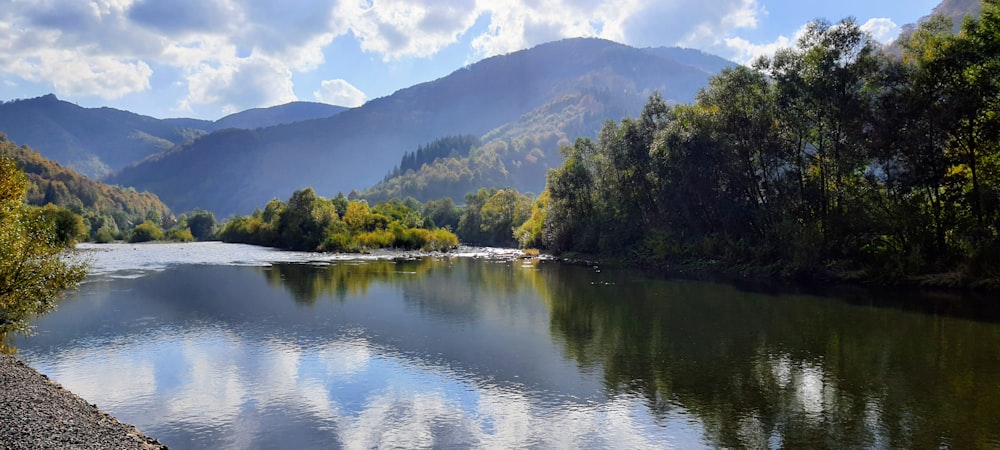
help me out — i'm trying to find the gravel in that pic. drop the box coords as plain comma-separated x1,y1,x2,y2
0,354,167,450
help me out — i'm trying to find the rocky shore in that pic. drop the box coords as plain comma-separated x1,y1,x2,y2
0,354,166,449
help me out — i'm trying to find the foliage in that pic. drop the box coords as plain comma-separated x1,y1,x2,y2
361,90,642,204
28,204,88,247
456,187,534,247
185,209,217,241
130,220,165,243
0,154,87,339
0,135,172,241
218,188,459,253
515,190,548,249
536,12,1000,286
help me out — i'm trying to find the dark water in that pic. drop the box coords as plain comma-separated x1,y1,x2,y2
13,244,1000,449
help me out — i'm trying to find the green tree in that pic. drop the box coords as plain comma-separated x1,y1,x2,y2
479,188,532,247
515,190,548,249
422,197,461,230
1,155,87,340
32,204,88,247
186,209,217,241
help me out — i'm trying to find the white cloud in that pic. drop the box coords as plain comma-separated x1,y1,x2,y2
724,23,809,65
314,79,367,107
182,53,298,114
861,18,900,44
336,0,480,60
723,17,900,65
0,0,776,115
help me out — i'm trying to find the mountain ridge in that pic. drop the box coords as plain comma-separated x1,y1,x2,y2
108,37,735,217
0,95,349,178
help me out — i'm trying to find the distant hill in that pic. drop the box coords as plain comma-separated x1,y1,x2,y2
108,38,735,217
0,96,349,180
363,47,735,204
0,133,171,236
361,88,636,203
642,47,737,75
214,102,348,130
0,94,213,178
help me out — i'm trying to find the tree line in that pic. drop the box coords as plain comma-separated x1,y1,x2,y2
530,7,1000,286
217,188,459,252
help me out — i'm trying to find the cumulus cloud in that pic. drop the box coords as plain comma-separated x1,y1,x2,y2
314,79,367,107
337,0,480,60
861,18,900,44
0,0,775,114
724,17,900,65
181,54,298,114
621,0,763,49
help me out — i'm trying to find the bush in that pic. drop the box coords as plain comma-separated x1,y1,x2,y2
130,220,164,243
94,226,116,243
165,227,195,242
320,233,353,252
428,229,459,251
354,230,394,249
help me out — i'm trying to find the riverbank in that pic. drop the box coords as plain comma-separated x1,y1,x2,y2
0,353,166,449
551,249,1000,296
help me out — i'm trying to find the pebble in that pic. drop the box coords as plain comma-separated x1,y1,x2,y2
0,354,167,449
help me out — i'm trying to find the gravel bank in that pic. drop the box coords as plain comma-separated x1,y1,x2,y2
0,354,166,449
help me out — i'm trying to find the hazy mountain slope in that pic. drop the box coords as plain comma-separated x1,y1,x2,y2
362,47,737,203
642,47,737,74
108,38,730,217
892,0,983,52
361,90,631,203
214,102,348,130
0,94,213,178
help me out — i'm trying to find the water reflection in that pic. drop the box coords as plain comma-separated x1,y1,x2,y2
12,250,1000,449
537,263,1000,449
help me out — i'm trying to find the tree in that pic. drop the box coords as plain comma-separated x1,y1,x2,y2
479,188,532,247
186,209,217,241
32,204,88,247
1,155,87,340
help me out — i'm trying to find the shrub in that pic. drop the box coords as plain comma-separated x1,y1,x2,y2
130,220,164,243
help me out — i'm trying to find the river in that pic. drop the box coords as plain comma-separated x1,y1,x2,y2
12,242,1000,449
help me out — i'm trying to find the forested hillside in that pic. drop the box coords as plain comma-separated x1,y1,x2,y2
107,38,733,217
0,134,171,241
361,88,639,203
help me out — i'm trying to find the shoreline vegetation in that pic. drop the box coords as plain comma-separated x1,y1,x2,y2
518,10,1000,291
216,188,459,253
10,9,1000,292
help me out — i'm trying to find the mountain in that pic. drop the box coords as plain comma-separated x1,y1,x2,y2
0,96,350,180
918,0,982,31
108,38,735,217
892,0,983,52
0,134,171,237
214,102,348,130
642,47,736,74
0,94,213,179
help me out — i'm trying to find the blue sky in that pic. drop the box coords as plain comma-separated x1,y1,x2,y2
0,0,943,120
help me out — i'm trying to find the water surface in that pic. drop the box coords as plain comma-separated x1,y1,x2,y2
14,243,1000,449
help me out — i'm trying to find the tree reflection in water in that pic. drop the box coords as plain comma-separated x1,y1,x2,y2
537,262,1000,449
256,256,1000,449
